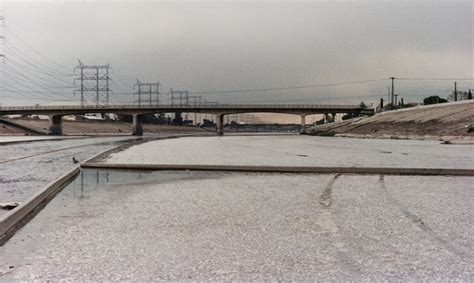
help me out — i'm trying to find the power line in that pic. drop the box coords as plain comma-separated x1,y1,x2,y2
1,63,73,100
397,77,474,81
3,41,72,77
1,76,72,101
3,62,73,95
4,57,74,88
189,78,387,95
4,23,72,72
224,94,384,104
3,43,74,82
0,79,74,101
109,70,134,91
0,91,77,102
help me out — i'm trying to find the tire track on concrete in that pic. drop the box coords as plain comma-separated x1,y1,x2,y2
314,174,366,277
378,175,468,260
319,173,341,208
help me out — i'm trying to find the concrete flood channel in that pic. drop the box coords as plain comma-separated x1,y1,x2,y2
0,135,473,280
0,136,144,206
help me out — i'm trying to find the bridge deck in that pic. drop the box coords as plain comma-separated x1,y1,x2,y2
0,104,371,115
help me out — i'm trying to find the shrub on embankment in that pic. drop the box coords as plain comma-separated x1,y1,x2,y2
307,129,336,137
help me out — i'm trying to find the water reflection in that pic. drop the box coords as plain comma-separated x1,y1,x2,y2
66,169,223,200
68,169,156,200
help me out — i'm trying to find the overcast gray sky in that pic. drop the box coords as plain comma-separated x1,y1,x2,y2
0,0,472,105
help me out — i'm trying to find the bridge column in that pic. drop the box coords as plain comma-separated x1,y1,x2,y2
216,114,224,136
331,112,337,123
48,115,63,135
324,113,330,124
132,114,144,136
300,114,306,133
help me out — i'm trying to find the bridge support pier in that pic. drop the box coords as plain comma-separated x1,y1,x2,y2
216,114,224,136
331,112,337,123
300,114,306,133
48,115,63,135
132,114,144,136
324,113,330,124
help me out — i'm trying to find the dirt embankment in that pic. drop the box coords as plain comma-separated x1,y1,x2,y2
315,100,474,140
0,119,212,135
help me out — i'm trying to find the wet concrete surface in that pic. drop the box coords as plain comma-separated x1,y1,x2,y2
105,136,474,169
0,170,472,280
0,136,140,206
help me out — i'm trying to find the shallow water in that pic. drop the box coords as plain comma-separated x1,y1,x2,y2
0,137,138,204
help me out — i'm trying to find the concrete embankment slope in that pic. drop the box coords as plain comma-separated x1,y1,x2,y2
0,119,33,135
328,100,474,138
0,119,210,135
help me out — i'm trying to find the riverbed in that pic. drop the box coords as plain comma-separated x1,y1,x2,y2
0,135,473,280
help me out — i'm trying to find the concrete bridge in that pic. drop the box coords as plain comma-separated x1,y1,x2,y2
0,104,373,135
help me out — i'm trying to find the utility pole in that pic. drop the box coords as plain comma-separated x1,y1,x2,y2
74,59,111,107
390,77,396,105
454,81,457,101
387,86,390,103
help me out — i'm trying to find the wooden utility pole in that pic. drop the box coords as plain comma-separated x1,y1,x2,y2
390,77,395,105
454,82,457,101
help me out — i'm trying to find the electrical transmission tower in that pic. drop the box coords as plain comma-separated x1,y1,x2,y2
189,95,202,125
170,88,189,106
134,79,160,107
74,59,111,107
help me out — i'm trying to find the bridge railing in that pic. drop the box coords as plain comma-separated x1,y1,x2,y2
0,103,364,111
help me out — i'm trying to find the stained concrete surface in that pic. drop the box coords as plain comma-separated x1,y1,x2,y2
0,170,472,280
104,136,474,169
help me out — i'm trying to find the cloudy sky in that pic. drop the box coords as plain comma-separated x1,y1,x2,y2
0,0,472,106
